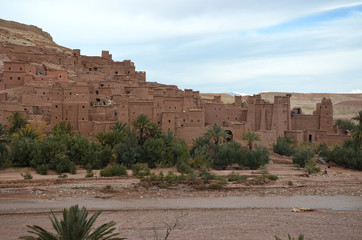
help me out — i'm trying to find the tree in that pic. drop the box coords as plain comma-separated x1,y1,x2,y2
0,123,8,145
51,121,73,136
132,114,152,145
110,121,127,132
8,111,28,134
20,205,124,240
204,124,229,145
12,125,40,141
242,131,260,151
352,110,362,125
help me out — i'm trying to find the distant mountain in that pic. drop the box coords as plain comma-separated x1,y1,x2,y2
227,92,251,96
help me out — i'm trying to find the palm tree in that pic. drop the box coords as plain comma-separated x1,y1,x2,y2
352,110,362,125
352,124,362,143
111,122,127,132
204,124,229,145
242,130,260,151
14,125,40,140
7,111,28,134
132,114,152,144
20,205,124,240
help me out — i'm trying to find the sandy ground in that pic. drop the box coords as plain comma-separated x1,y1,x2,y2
0,155,361,240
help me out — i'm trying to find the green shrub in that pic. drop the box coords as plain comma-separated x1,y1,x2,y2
273,137,296,156
227,172,248,182
176,159,194,174
10,137,38,167
293,148,314,168
58,173,68,178
21,171,33,180
141,138,166,168
0,144,10,169
328,144,362,170
51,154,76,174
100,164,127,177
316,143,330,158
241,146,270,170
305,159,321,174
36,164,49,175
85,169,94,178
131,163,151,177
263,174,278,181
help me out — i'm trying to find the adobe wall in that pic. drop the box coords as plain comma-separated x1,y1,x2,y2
292,115,319,130
285,130,304,143
175,127,207,147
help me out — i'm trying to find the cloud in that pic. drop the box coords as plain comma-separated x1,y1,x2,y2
0,0,361,94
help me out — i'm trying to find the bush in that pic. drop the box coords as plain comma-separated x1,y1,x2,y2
141,138,166,168
189,145,213,169
273,137,296,156
21,171,33,180
241,146,270,170
10,137,38,167
51,154,76,174
263,174,278,181
114,130,141,168
85,169,94,178
328,143,362,170
293,148,314,168
176,159,194,174
36,164,49,175
100,164,127,177
316,143,330,158
131,163,151,177
305,159,321,174
0,144,10,169
83,142,112,169
227,172,248,182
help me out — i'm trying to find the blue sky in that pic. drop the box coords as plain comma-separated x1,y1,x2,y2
1,0,362,94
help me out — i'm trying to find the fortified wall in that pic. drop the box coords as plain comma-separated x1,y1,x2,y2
0,24,349,147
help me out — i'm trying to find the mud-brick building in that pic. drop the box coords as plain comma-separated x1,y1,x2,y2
0,44,349,147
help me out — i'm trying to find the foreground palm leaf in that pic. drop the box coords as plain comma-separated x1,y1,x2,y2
20,205,125,240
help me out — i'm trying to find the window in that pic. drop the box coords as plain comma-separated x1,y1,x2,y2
43,92,45,95
70,92,72,95
55,105,58,108
168,120,171,123
115,71,118,74
82,106,85,108
96,91,99,95
309,134,312,143
8,67,11,70
94,67,97,71
9,77,12,80
89,68,92,71
20,67,22,71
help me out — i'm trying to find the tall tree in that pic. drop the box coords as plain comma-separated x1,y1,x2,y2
204,124,229,145
352,110,362,125
132,114,152,144
7,111,28,135
242,131,261,151
20,205,124,240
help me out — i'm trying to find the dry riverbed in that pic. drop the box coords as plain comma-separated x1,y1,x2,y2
0,156,361,240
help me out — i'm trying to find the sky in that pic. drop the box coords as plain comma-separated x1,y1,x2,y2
1,0,362,94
